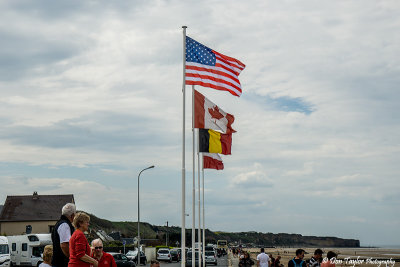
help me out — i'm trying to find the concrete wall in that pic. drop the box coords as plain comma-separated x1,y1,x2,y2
0,221,57,235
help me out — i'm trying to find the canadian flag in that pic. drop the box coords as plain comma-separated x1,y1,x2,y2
194,90,236,134
203,153,224,170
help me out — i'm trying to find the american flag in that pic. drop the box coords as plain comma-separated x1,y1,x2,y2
185,36,246,97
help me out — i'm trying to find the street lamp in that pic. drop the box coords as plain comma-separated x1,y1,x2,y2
137,165,155,265
165,221,169,246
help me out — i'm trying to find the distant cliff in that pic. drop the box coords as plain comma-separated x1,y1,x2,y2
207,232,360,247
87,212,360,248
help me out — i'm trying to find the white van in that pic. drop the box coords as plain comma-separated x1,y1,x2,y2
7,234,52,267
0,236,11,267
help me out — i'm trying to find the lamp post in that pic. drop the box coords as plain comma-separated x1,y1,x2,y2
137,165,155,266
165,221,169,246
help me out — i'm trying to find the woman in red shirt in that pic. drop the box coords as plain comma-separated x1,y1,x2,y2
68,212,98,267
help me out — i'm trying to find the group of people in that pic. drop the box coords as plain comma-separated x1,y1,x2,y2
51,203,100,267
49,203,160,267
217,248,227,257
256,248,282,267
237,248,282,267
285,248,337,267
239,247,338,267
49,202,340,267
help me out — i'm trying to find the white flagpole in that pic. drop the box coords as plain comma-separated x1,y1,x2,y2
197,145,202,267
192,84,196,267
202,156,205,267
181,25,187,267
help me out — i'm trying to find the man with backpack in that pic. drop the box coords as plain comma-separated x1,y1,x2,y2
288,249,307,267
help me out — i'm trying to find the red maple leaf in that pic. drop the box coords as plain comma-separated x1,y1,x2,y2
208,106,224,120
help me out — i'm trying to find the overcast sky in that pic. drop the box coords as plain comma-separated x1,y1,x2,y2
1,0,399,247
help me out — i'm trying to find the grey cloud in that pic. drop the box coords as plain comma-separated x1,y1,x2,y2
233,179,274,189
244,93,314,114
205,194,261,207
374,193,400,205
3,1,89,19
0,31,78,80
0,112,176,150
1,1,142,20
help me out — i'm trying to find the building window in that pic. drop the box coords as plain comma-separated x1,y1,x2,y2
49,225,55,233
22,243,28,251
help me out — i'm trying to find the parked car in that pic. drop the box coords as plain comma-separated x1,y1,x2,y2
125,251,135,261
109,252,136,267
204,246,215,252
157,249,172,262
175,249,182,260
185,250,200,267
177,248,188,257
170,249,180,262
204,251,217,265
126,251,147,265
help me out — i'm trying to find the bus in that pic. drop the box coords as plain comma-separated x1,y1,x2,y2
216,240,227,249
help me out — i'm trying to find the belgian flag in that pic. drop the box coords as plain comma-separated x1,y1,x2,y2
199,129,232,155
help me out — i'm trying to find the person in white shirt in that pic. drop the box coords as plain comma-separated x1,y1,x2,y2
51,203,76,267
257,248,270,267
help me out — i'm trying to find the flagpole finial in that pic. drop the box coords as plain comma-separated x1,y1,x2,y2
182,26,187,29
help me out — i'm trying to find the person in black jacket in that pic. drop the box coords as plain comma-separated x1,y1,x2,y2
51,203,76,267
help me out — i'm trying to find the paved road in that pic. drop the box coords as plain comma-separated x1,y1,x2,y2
155,255,229,267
